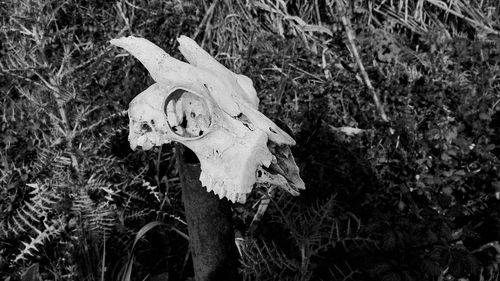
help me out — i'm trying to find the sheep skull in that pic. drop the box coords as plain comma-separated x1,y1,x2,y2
111,36,304,203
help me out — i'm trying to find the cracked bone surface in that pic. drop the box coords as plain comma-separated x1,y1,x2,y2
111,35,305,203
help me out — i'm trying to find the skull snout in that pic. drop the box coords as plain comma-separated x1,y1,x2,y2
129,119,159,150
128,99,163,150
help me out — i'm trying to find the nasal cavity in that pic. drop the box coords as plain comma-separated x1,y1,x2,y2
140,122,152,133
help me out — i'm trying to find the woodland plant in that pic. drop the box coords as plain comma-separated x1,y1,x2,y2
1,0,500,281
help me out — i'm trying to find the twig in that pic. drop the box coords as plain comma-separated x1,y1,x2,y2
33,71,73,136
61,46,113,78
426,0,500,36
193,0,219,46
333,0,389,122
101,232,106,281
249,187,276,231
77,110,128,135
116,1,132,33
472,241,500,253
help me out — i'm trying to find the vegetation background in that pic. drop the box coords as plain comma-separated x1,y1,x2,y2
1,0,500,280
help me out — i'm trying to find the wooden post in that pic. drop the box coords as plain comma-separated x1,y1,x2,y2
176,144,241,281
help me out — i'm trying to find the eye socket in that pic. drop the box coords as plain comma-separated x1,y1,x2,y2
164,89,212,138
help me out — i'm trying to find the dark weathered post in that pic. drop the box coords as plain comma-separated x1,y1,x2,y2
176,145,240,280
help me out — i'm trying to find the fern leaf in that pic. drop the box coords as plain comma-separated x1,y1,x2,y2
12,215,29,233
16,209,39,233
24,201,45,217
14,219,64,262
1,183,57,238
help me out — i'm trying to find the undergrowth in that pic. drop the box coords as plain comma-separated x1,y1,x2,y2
1,0,500,280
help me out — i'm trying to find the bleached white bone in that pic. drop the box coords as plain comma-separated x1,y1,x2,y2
111,36,304,203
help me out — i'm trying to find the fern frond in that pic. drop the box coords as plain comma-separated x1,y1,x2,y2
122,189,149,205
1,183,57,238
88,203,119,237
72,191,119,238
31,148,62,175
11,216,29,233
330,262,361,281
72,192,94,216
273,196,374,255
240,239,300,280
16,209,39,232
14,219,65,263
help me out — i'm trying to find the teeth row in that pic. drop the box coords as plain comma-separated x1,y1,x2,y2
200,173,248,203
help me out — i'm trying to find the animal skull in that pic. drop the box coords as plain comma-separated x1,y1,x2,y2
111,36,304,203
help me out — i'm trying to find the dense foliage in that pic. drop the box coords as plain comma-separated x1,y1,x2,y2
1,0,499,280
